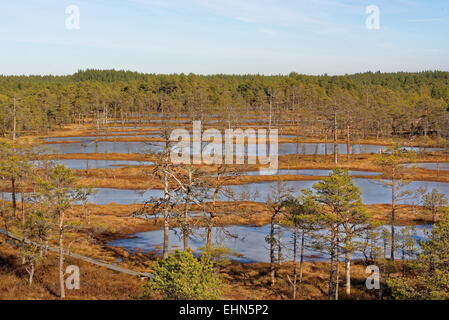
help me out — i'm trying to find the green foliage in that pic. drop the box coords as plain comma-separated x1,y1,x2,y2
283,196,321,228
373,144,416,181
199,245,233,270
387,277,421,300
306,170,370,250
384,258,399,275
90,223,114,234
24,210,52,241
0,139,33,180
387,213,449,299
0,70,448,139
36,164,82,214
65,220,82,229
311,168,366,222
143,249,223,300
421,188,449,223
397,226,418,261
358,222,384,262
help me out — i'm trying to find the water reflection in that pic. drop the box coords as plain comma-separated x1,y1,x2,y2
38,141,161,154
225,179,449,204
108,224,429,263
42,133,161,142
3,178,446,205
87,189,164,205
241,169,382,176
38,140,442,156
404,162,449,171
32,159,154,170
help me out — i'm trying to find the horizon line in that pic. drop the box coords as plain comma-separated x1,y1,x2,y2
1,68,449,78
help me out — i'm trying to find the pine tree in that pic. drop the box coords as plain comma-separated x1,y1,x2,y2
310,168,369,298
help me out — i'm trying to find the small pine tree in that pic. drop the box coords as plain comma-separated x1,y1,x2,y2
310,168,369,298
143,249,223,300
387,212,449,299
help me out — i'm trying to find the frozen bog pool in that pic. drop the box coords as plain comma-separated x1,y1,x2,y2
224,179,449,204
32,159,153,170
108,224,429,263
404,162,449,171
37,141,162,155
241,169,382,176
87,188,164,205
4,178,447,205
42,132,162,142
37,140,441,156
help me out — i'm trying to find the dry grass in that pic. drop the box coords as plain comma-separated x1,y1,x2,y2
4,123,445,299
0,233,397,300
222,260,389,300
0,240,146,300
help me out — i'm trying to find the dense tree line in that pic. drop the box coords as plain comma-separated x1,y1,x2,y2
0,69,448,140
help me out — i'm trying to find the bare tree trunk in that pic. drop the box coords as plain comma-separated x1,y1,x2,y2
333,107,338,165
278,221,282,265
292,227,297,299
183,169,192,251
270,214,276,286
325,130,328,160
402,249,406,276
206,217,213,248
13,96,17,142
163,218,169,258
21,191,25,224
11,177,16,219
335,230,340,300
346,123,350,162
183,216,188,250
207,191,218,247
21,191,26,265
328,225,336,300
183,195,189,251
345,238,351,296
59,210,65,298
296,118,300,160
299,230,305,288
269,92,272,131
391,178,396,261
163,171,169,259
28,262,34,287
96,109,100,130
206,220,213,247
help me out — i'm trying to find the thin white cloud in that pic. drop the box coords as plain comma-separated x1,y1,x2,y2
407,18,442,22
315,27,349,35
194,0,323,25
131,0,364,39
377,42,396,49
258,28,276,36
235,17,253,23
134,0,324,26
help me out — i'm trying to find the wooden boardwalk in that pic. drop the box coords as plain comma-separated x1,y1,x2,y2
0,228,154,279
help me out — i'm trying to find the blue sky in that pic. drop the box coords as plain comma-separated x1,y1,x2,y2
0,0,448,75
